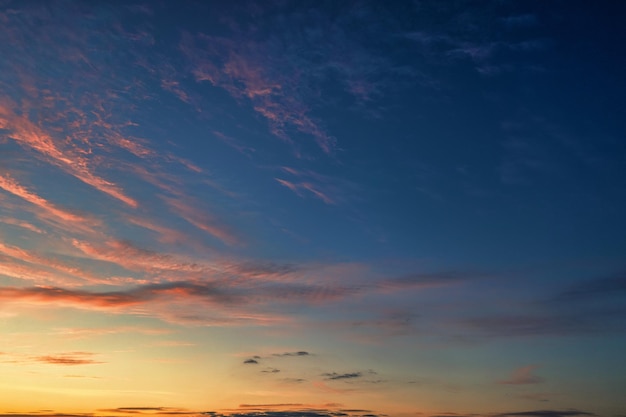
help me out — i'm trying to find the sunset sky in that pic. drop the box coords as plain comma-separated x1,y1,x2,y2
0,1,625,417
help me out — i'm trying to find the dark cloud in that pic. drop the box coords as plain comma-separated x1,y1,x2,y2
98,408,196,415
243,358,259,364
558,274,626,299
234,261,301,278
380,271,484,290
0,415,93,417
273,351,310,357
262,368,280,373
225,413,354,417
115,408,170,411
518,392,552,402
496,411,595,417
322,372,362,380
463,315,587,337
461,271,626,339
33,352,103,366
428,412,480,416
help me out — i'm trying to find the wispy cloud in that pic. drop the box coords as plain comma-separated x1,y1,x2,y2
272,351,310,357
180,31,336,155
33,352,103,366
0,173,100,234
322,372,362,381
52,326,170,339
495,411,595,417
161,196,242,246
0,102,138,208
274,166,357,205
499,365,545,385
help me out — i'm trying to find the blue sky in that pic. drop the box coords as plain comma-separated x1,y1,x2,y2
0,1,625,417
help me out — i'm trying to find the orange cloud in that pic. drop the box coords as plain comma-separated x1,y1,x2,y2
0,217,44,234
0,241,109,286
499,365,545,385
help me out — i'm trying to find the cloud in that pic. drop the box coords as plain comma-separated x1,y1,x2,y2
262,368,280,373
227,405,360,417
380,271,481,290
33,352,103,366
0,173,100,234
0,286,142,309
495,411,595,417
243,359,259,364
518,392,554,402
462,314,585,338
98,407,196,415
0,102,138,208
281,378,306,384
161,196,242,246
53,326,170,338
499,365,545,385
272,351,310,357
228,409,348,417
502,14,539,28
558,274,626,299
461,271,626,339
322,372,362,380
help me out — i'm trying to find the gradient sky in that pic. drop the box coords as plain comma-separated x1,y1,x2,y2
0,1,625,417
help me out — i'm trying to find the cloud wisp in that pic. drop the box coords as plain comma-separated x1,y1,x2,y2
322,372,363,381
498,365,545,385
33,352,104,366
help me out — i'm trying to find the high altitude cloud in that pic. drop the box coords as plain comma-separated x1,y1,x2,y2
33,352,103,366
495,411,595,417
498,365,545,385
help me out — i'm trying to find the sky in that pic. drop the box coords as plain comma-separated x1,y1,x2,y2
0,0,625,416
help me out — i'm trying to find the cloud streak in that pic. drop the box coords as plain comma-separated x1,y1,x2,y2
33,352,103,366
0,102,138,208
499,365,545,385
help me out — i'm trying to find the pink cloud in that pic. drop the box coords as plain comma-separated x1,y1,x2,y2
0,173,99,233
162,196,242,246
71,238,208,275
0,241,109,286
0,102,138,208
180,32,336,155
275,178,335,204
499,365,545,385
